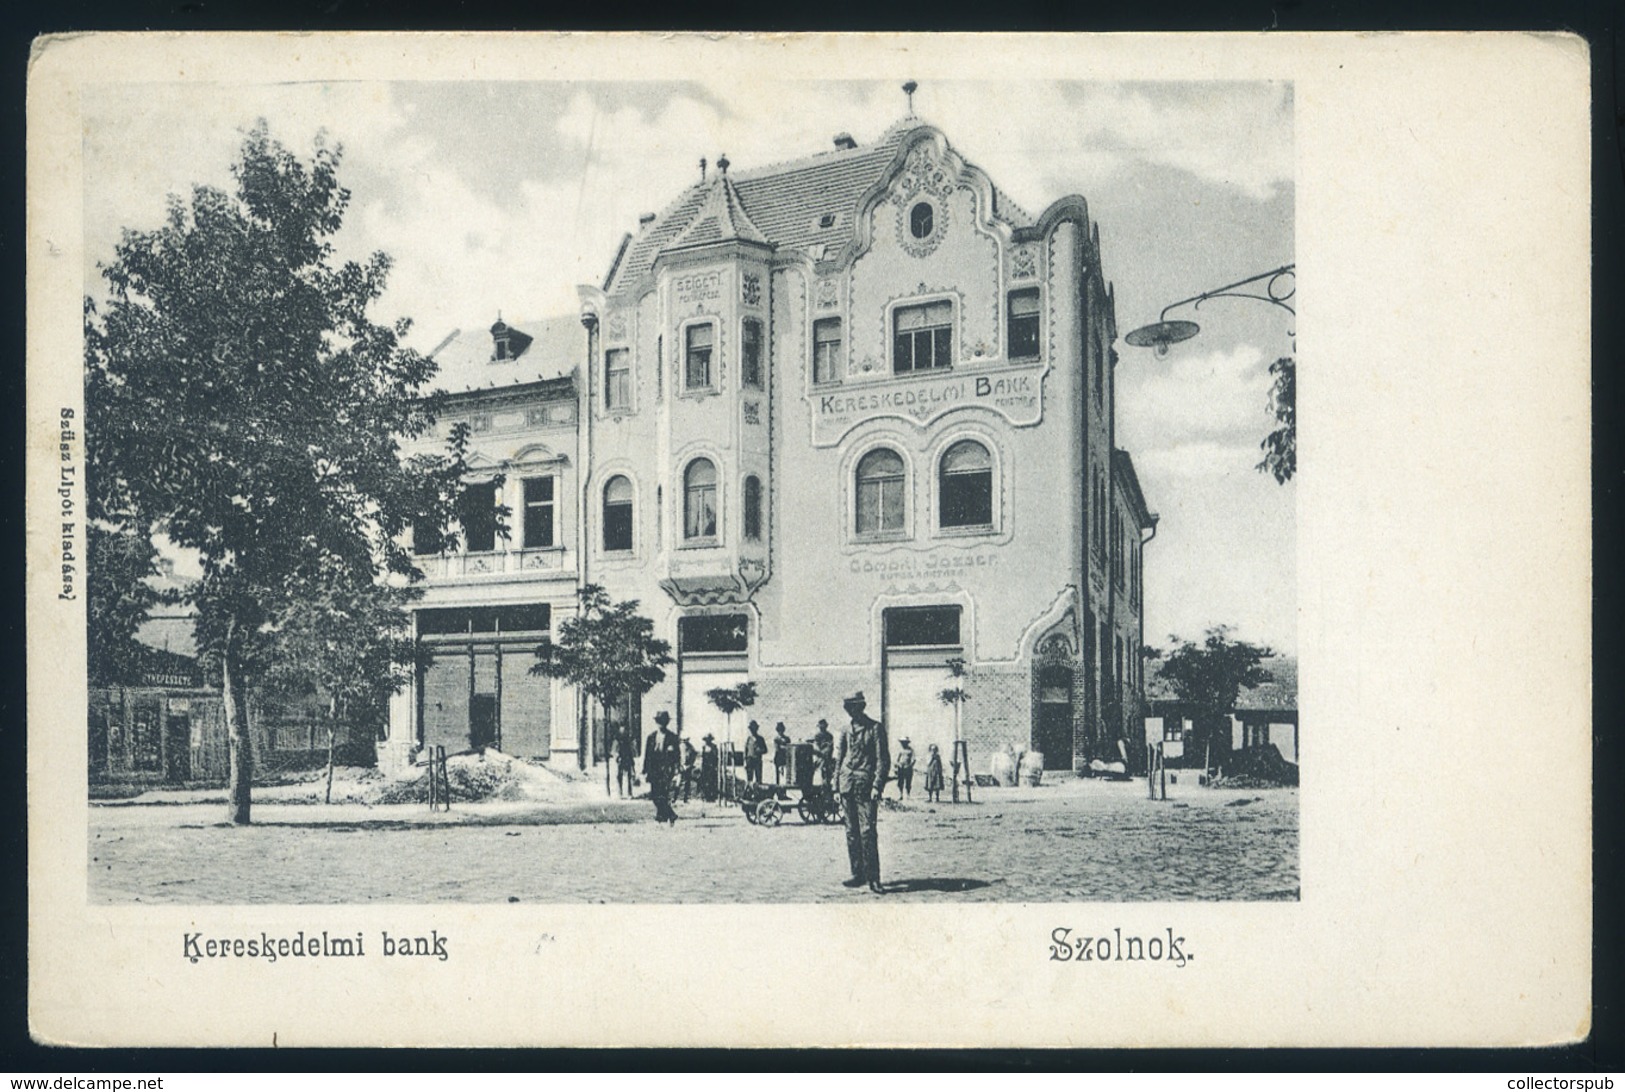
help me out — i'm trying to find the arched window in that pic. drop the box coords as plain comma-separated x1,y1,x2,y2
743,475,762,541
684,459,717,540
603,475,633,552
939,440,993,528
856,448,906,535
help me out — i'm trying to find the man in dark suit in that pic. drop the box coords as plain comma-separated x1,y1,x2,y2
642,711,681,825
835,691,890,893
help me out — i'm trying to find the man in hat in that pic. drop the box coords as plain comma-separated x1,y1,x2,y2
772,722,792,785
699,733,719,802
812,719,836,787
835,691,890,893
680,737,698,802
743,720,767,786
642,711,681,825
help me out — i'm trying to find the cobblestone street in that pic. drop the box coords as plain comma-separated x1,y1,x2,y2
89,778,1297,903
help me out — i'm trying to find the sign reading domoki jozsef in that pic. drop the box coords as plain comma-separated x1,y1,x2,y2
812,363,1046,446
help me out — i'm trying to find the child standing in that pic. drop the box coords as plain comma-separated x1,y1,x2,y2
923,743,945,802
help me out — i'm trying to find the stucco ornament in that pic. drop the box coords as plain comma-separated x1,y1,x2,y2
891,143,957,259
742,272,762,307
1011,244,1039,281
605,311,628,339
816,276,840,310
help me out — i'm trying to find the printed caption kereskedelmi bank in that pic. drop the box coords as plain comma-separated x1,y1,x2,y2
183,930,450,963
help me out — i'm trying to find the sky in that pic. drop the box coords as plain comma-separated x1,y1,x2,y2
82,78,1296,655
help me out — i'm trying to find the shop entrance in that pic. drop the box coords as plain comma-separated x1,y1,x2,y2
676,614,750,755
417,604,552,758
882,606,962,766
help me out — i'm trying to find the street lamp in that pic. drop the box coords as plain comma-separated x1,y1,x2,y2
1123,264,1295,356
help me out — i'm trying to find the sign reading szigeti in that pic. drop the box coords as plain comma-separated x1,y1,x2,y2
811,363,1046,445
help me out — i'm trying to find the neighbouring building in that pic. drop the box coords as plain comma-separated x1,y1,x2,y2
1145,655,1299,769
384,113,1157,776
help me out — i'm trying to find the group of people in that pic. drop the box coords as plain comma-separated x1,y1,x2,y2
889,736,947,803
621,692,908,894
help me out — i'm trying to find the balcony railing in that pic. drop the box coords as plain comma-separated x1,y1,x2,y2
425,545,574,580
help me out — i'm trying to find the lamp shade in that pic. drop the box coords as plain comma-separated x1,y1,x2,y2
1124,319,1200,353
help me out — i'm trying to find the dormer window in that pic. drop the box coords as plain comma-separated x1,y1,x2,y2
489,320,532,363
819,213,837,229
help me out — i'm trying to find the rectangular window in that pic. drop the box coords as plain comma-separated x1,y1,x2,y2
893,301,954,374
741,319,762,388
1094,329,1104,403
523,476,555,549
605,348,630,410
411,519,437,556
459,482,498,554
884,605,962,648
743,476,763,541
685,324,713,389
813,318,843,384
1008,288,1040,360
679,614,749,654
419,605,550,636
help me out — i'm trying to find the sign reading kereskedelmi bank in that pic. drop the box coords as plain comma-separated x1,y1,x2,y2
810,361,1047,446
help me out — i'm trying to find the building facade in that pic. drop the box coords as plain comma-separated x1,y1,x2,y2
384,118,1156,775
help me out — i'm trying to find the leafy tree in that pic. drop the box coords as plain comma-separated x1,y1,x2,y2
84,121,475,824
86,523,160,686
257,566,422,797
1257,356,1296,484
1154,626,1274,717
531,584,673,788
703,681,757,801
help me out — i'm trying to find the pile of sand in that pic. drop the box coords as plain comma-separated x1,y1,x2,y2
362,749,607,806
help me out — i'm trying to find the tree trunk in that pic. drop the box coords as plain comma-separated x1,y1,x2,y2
577,699,587,772
604,701,613,799
325,724,337,805
222,615,253,825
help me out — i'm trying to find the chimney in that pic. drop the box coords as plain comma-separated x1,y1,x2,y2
699,157,707,182
638,212,656,226
833,132,857,151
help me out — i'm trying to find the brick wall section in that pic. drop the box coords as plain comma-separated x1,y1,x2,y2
956,665,1028,770
742,671,876,738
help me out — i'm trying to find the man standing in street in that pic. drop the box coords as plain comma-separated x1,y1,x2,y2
835,691,890,894
812,719,835,787
772,722,792,785
743,721,767,786
642,711,681,825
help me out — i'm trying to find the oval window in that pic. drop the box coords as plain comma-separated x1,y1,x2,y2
909,201,934,239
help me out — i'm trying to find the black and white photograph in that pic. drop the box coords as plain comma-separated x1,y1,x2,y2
28,32,1588,1049
77,72,1297,905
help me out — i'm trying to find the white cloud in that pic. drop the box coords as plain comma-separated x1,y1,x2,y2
1117,343,1275,456
1135,440,1265,479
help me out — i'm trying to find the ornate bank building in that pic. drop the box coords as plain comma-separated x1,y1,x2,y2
386,114,1157,776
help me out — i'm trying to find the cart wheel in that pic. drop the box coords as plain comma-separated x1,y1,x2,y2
756,799,783,827
742,801,758,824
797,801,817,824
828,796,845,824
